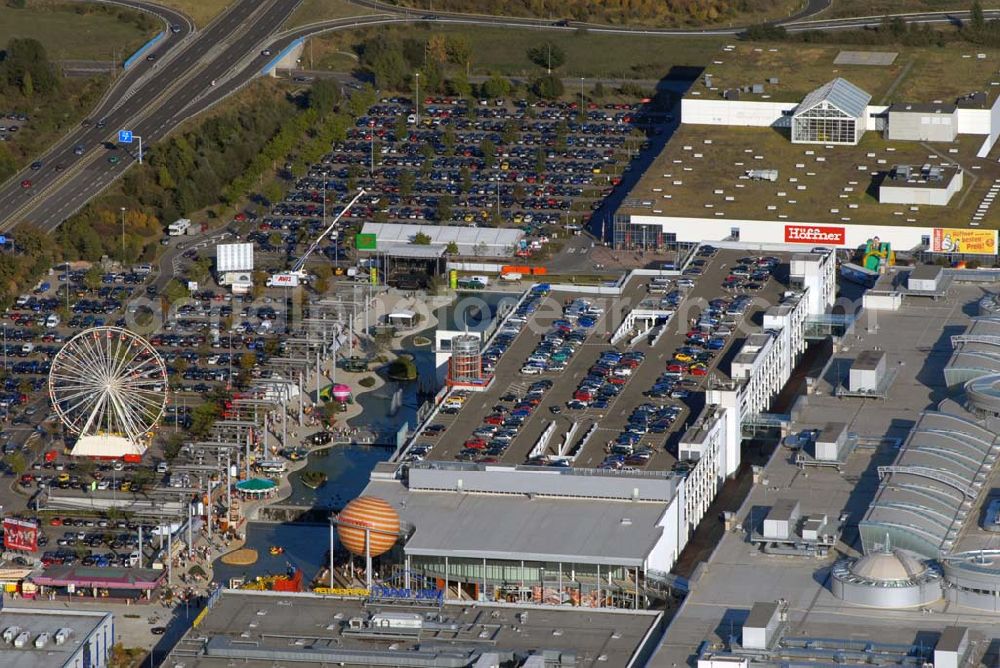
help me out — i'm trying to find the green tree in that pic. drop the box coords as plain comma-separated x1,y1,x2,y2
445,241,459,254
412,232,432,245
445,34,472,71
162,433,184,462
3,451,26,475
83,265,102,291
481,74,511,99
309,79,341,114
20,70,32,97
480,138,496,168
460,166,472,193
526,42,565,71
436,195,453,222
971,0,985,31
532,74,564,99
399,170,415,197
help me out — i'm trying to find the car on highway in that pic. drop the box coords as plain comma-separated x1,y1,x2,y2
30,161,42,171
54,163,64,171
261,49,272,56
73,144,85,156
107,156,120,165
170,24,181,33
146,54,157,62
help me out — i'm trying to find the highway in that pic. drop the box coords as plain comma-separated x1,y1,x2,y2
2,0,1000,234
0,0,303,233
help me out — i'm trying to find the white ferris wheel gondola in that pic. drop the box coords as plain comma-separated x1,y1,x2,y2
48,326,167,458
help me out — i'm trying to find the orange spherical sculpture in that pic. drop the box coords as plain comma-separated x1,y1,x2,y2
337,496,400,557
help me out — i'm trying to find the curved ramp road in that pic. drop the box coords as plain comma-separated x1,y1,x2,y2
0,0,303,232
2,0,999,232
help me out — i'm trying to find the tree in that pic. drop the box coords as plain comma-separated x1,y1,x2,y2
162,433,184,462
480,138,496,168
3,451,26,476
427,34,448,64
436,195,453,223
20,70,32,97
309,79,341,114
532,74,564,99
313,276,329,295
445,241,459,255
971,0,985,31
526,42,565,71
399,170,415,197
446,34,472,72
481,74,511,99
83,265,102,291
412,232,432,245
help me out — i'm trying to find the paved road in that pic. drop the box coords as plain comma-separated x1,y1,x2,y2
2,0,998,234
0,0,303,233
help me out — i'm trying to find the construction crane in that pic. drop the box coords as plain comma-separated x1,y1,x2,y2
268,188,366,287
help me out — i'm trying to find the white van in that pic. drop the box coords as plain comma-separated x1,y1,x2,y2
45,314,60,328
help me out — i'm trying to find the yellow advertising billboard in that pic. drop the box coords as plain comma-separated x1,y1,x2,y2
931,228,998,255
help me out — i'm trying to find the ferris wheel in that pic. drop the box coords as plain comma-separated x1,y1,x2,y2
48,327,167,450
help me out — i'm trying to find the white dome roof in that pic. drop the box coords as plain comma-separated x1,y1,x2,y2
850,549,927,582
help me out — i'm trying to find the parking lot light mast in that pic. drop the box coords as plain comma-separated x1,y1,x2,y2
415,72,420,126
120,207,127,264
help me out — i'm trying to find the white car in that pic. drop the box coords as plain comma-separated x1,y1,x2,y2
520,366,542,375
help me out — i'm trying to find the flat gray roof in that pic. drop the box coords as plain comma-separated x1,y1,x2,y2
365,478,669,567
888,102,958,114
648,284,1000,668
744,601,778,629
0,608,110,668
169,590,662,668
372,244,445,259
937,626,968,652
768,499,799,522
853,349,885,370
361,222,523,250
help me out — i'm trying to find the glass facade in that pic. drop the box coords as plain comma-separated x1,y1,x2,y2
400,555,646,609
792,102,858,145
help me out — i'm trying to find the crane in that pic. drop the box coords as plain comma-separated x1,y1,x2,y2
267,188,367,287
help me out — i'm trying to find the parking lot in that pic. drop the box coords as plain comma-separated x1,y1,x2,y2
409,248,800,473
238,95,667,272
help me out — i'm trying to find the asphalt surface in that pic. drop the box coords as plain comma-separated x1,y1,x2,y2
422,248,796,471
2,0,999,235
0,0,303,233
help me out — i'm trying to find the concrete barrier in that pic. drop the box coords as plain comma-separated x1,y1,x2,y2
123,31,166,70
261,38,304,76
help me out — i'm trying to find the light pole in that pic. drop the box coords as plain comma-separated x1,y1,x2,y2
414,72,420,126
120,207,127,264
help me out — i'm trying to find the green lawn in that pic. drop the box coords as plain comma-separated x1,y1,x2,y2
284,0,377,29
313,25,725,79
0,4,154,61
156,0,233,28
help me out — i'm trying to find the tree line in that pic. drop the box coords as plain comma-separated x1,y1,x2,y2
391,0,775,25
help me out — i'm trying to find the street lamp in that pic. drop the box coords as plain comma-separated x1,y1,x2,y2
120,207,127,264
414,72,420,126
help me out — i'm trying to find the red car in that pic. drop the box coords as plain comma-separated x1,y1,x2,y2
464,438,487,450
20,179,31,189
484,414,504,425
690,364,709,377
667,362,688,373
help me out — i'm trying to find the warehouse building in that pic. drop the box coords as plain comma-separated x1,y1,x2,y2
0,607,115,668
362,463,686,608
878,163,963,206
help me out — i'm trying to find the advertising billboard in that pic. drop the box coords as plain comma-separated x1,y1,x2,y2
930,228,998,255
784,224,846,245
355,233,377,251
3,517,38,552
